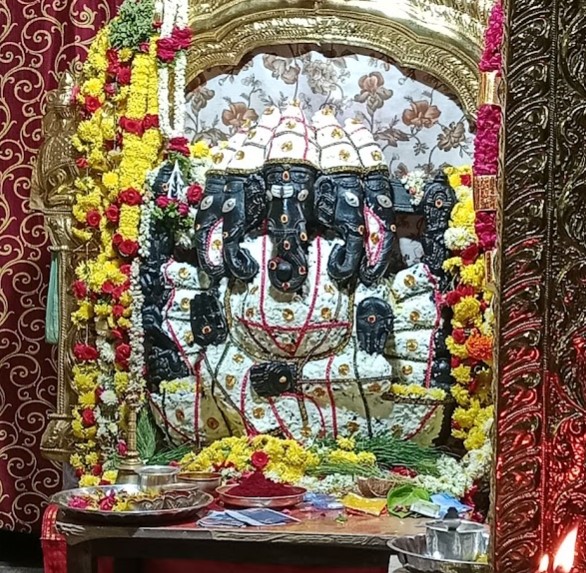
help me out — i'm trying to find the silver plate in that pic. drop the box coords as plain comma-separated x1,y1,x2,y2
52,484,213,525
216,485,306,509
389,535,490,573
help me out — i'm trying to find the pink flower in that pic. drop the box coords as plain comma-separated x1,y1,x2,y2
178,203,189,216
155,196,173,209
73,280,88,299
118,239,139,258
117,188,142,206
81,408,96,427
106,49,120,75
115,342,131,368
119,116,144,136
105,204,120,224
139,41,150,53
251,451,270,470
157,37,177,62
86,209,101,229
171,27,192,50
84,96,101,114
143,114,159,130
479,3,504,73
76,156,89,169
116,66,132,85
98,495,116,511
117,441,128,456
104,83,116,96
473,105,501,176
74,343,99,362
68,497,90,509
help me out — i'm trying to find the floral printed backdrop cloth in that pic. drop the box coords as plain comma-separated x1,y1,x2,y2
185,46,473,176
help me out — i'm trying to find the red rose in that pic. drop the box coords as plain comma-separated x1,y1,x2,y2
178,202,189,216
117,441,128,456
76,157,89,169
118,239,139,257
155,196,173,209
119,116,144,136
460,173,472,187
72,280,88,299
105,204,120,223
251,450,270,470
104,83,116,96
81,408,96,427
119,264,131,276
91,464,103,476
115,343,131,367
106,49,120,75
118,188,142,206
157,37,177,62
139,41,150,53
84,95,101,114
445,290,460,306
74,343,99,362
116,65,132,85
461,244,479,265
143,114,159,130
101,280,115,295
452,328,467,345
112,304,125,319
86,209,101,229
167,136,190,156
171,27,192,50
186,183,204,205
451,356,461,369
110,327,125,341
111,282,129,301
112,233,123,246
391,466,417,478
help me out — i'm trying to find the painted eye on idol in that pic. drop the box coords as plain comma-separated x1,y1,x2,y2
222,198,236,212
376,195,392,208
344,192,359,207
200,195,214,210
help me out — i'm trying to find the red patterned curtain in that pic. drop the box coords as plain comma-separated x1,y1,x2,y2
0,0,119,532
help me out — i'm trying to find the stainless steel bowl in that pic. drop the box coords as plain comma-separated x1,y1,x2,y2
137,465,179,493
178,472,222,494
389,534,490,573
425,520,486,562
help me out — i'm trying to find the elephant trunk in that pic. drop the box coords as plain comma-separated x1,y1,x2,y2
327,232,364,285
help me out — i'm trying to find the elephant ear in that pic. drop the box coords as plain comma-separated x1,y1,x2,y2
314,174,336,227
244,173,267,228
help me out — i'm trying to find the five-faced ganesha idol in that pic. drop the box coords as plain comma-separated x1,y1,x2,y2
142,102,456,447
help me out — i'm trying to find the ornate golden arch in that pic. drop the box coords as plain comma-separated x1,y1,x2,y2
187,0,488,119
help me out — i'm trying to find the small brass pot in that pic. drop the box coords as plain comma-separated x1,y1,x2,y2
178,472,222,494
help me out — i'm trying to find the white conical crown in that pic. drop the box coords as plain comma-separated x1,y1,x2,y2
209,127,251,171
313,107,361,172
266,102,319,168
344,117,387,171
227,106,282,173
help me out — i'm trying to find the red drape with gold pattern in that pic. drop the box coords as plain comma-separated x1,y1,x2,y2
0,0,119,532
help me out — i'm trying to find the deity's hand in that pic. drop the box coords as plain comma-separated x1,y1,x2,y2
250,362,297,398
356,297,394,355
189,291,228,347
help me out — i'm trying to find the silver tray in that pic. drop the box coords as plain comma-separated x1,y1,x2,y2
217,485,306,509
389,535,490,573
52,484,213,525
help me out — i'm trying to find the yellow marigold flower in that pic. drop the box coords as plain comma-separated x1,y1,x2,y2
451,384,470,407
443,257,462,274
71,135,86,153
77,119,102,143
85,452,99,466
446,337,469,359
336,437,355,451
119,292,132,306
118,48,133,62
190,141,211,158
79,391,97,408
82,78,104,97
461,259,485,289
102,171,119,191
94,302,112,317
101,116,116,141
79,475,101,487
453,296,482,327
114,372,129,393
71,419,85,438
103,470,118,483
451,200,476,230
117,317,132,329
448,173,462,189
464,426,487,451
70,454,83,468
452,364,472,384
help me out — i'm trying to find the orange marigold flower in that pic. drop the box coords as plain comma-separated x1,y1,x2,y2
465,333,493,363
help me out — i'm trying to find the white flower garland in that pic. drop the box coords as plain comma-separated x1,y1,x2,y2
157,0,188,138
401,169,426,206
128,258,146,405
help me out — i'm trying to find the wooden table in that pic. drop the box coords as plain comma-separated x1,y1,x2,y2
57,510,425,573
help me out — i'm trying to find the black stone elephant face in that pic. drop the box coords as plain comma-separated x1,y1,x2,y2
264,163,317,293
193,172,227,284
315,172,365,286
360,169,397,286
420,172,457,284
222,172,267,282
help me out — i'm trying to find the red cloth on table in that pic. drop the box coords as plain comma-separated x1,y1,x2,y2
42,505,386,573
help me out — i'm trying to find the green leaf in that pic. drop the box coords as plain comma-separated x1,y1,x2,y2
136,408,157,461
387,484,430,518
